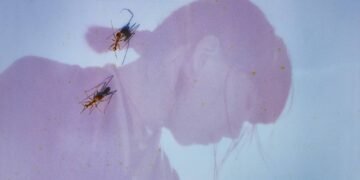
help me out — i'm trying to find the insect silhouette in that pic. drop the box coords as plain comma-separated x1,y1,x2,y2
110,8,140,65
80,75,117,113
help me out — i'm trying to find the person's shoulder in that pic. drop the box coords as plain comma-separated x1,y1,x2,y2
0,56,85,90
1,56,81,78
11,56,80,71
13,55,53,66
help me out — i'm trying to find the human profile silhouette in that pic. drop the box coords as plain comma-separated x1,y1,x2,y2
0,0,291,179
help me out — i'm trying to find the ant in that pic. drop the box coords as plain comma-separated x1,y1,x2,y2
80,75,117,113
110,8,140,65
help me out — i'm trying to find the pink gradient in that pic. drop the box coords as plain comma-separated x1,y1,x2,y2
0,0,291,179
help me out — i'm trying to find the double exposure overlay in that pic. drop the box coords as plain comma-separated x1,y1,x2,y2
0,0,294,179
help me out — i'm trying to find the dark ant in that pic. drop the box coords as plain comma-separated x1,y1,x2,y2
80,75,117,113
110,8,140,65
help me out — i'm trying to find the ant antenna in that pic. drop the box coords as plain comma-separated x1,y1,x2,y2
120,8,134,24
110,20,115,32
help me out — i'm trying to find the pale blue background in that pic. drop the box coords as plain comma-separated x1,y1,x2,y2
1,0,359,179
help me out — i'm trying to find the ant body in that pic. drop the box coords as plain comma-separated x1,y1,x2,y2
110,8,140,65
80,75,117,113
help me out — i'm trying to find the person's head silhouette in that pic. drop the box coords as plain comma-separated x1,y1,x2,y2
131,0,292,145
85,0,291,145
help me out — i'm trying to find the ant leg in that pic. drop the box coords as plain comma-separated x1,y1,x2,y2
85,80,107,93
80,106,87,113
102,75,114,88
89,105,96,114
121,41,130,65
94,103,103,113
83,90,94,99
114,51,118,59
88,74,113,93
130,23,140,31
103,90,117,113
105,21,117,41
109,42,116,50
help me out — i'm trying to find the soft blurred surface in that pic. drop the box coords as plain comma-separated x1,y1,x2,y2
0,0,359,180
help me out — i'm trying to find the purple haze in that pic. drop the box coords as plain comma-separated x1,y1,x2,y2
0,0,291,179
